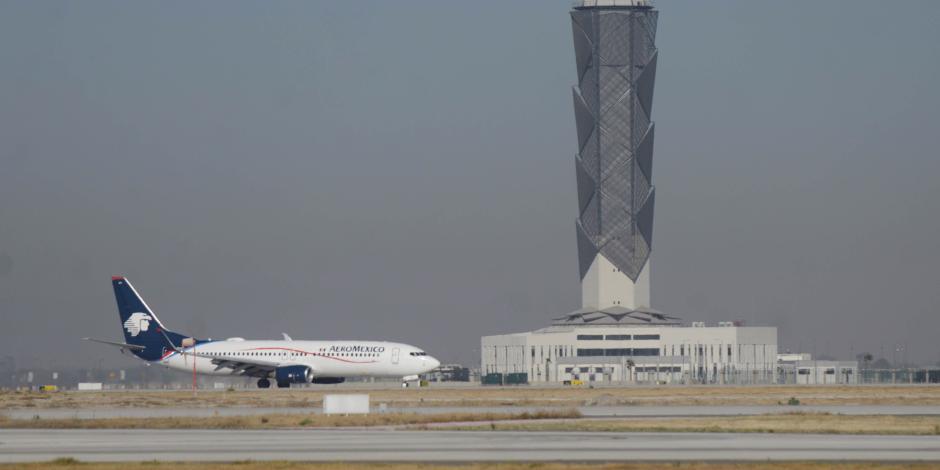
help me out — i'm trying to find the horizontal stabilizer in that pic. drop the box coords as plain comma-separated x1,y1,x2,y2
83,338,146,351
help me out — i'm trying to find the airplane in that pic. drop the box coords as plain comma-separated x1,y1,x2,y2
85,276,440,388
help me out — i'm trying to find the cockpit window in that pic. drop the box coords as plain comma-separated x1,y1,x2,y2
409,351,427,356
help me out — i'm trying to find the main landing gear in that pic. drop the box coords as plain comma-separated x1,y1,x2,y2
257,378,289,388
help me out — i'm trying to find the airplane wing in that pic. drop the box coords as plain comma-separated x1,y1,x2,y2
153,329,289,378
176,348,283,378
83,337,146,352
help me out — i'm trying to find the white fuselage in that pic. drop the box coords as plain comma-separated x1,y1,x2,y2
159,339,439,379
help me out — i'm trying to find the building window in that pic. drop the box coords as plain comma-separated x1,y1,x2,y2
634,334,660,340
825,369,836,375
727,345,732,359
605,334,631,340
632,348,660,356
564,367,573,373
798,369,810,375
577,335,603,340
577,348,604,357
604,348,631,356
579,367,590,373
595,367,604,373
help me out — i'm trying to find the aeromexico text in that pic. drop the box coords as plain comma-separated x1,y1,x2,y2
328,345,386,353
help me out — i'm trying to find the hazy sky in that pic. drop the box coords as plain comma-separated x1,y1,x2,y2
1,1,939,369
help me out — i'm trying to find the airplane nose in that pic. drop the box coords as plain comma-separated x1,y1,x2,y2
427,356,440,369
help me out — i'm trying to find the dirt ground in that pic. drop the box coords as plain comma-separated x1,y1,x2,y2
446,412,940,435
0,409,580,430
3,385,940,409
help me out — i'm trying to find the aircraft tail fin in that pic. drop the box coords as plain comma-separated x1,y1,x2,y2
111,276,186,361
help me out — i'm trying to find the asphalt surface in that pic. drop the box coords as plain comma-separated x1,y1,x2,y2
1,429,939,462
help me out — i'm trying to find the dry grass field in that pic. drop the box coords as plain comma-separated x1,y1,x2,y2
3,409,940,435
6,460,940,470
4,385,940,409
0,409,580,429
446,412,940,435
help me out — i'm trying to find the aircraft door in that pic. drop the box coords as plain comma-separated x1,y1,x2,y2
391,348,400,364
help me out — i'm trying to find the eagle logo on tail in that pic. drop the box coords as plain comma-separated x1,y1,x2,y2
123,312,153,337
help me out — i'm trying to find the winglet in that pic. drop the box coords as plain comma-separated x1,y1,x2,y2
282,333,293,341
111,275,124,281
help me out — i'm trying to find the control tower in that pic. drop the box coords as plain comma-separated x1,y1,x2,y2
571,0,659,311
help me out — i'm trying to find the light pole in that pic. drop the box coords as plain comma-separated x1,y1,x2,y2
681,340,691,385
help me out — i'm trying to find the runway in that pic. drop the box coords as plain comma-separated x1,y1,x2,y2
2,429,939,462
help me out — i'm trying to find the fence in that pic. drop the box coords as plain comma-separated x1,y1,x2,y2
858,369,940,384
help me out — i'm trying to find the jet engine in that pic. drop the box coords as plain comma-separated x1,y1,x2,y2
274,365,312,384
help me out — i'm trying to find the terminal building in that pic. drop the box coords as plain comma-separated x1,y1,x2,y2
481,0,778,384
482,321,777,384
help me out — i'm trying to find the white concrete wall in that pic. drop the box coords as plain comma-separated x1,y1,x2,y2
792,361,859,385
581,255,650,310
481,333,529,375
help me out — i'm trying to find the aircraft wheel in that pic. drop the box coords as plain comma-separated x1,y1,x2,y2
257,378,270,389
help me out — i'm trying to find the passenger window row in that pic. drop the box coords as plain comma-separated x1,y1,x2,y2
202,351,379,358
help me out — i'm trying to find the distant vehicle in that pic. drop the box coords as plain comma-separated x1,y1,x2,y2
85,277,439,388
563,379,584,386
38,385,58,392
